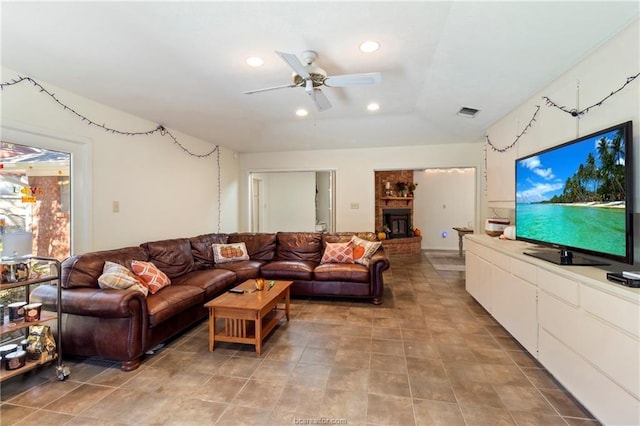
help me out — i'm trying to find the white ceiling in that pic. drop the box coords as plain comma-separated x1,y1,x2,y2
1,1,638,154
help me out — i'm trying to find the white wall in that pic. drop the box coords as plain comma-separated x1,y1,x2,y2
239,144,485,234
485,19,639,264
1,66,238,253
263,171,316,232
414,168,475,250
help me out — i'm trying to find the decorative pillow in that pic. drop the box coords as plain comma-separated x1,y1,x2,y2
321,242,354,264
131,260,171,295
350,236,382,267
212,242,250,264
98,261,148,296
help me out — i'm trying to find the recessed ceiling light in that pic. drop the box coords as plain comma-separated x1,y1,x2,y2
246,56,264,67
296,109,309,117
367,102,380,112
359,41,380,53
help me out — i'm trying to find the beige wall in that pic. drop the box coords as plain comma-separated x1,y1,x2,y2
1,66,237,253
239,143,485,235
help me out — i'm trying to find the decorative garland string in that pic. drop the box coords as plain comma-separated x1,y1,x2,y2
486,105,540,153
485,72,638,153
216,147,221,233
1,74,222,232
543,73,639,117
0,75,219,158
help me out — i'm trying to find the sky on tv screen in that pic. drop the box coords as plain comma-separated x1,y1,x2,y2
516,129,624,204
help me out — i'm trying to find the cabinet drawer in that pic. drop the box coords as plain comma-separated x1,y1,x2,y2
581,285,640,338
510,258,536,283
539,291,639,400
486,249,510,271
538,268,579,305
539,329,640,426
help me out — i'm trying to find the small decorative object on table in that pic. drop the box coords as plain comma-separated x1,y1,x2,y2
255,278,265,291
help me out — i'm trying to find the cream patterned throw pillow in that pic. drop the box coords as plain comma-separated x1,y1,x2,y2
350,236,382,267
98,261,149,296
321,242,354,264
212,242,250,264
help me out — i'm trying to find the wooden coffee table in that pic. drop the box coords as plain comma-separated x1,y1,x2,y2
204,279,292,355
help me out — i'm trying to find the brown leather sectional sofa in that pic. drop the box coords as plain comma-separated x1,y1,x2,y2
31,232,389,371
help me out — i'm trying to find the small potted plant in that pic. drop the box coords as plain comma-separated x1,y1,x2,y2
396,182,407,197
408,182,418,197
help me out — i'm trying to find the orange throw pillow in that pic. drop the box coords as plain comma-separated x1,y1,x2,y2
131,260,171,294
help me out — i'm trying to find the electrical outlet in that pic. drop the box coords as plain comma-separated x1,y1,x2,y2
112,201,120,213
350,203,359,209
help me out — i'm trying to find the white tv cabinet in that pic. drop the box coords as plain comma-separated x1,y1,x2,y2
465,235,639,425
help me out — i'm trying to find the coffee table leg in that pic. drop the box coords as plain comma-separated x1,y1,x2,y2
255,314,262,356
285,288,290,321
209,308,215,352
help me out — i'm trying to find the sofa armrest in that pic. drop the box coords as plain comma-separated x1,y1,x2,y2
31,285,148,318
368,249,390,304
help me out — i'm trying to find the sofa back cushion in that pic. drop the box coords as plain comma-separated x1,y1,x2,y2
275,232,322,262
322,232,378,245
228,233,276,260
189,233,229,270
61,246,149,289
140,238,195,279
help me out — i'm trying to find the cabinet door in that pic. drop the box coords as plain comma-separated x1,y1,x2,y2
491,265,538,355
486,142,516,206
465,251,492,312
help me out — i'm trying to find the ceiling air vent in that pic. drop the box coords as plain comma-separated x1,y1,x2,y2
457,107,480,118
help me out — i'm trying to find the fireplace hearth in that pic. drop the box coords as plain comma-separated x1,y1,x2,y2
383,208,411,239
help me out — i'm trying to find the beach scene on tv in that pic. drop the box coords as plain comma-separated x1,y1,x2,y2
516,128,627,257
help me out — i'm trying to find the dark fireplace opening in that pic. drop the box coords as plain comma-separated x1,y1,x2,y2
383,208,411,239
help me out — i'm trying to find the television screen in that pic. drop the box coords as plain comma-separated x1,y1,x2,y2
515,121,634,265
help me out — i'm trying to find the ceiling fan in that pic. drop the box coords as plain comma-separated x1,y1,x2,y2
244,50,382,112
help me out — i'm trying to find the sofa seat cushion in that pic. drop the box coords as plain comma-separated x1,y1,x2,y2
261,260,317,280
314,263,369,282
171,269,236,300
146,285,204,327
214,260,264,282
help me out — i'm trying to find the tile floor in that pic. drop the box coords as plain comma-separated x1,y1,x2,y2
0,251,599,425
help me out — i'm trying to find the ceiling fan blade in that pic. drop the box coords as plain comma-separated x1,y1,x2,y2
276,51,310,79
324,72,382,87
243,83,297,94
308,88,332,112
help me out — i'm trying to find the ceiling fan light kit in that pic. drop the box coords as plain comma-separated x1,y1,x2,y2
244,50,382,112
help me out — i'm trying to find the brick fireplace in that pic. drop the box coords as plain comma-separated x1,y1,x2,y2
375,170,422,255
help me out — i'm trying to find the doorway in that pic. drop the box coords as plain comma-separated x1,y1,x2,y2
0,142,71,260
249,170,335,233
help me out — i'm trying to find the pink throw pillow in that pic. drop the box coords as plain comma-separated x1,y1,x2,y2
321,242,354,264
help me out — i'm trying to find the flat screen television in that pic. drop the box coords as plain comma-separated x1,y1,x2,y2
515,121,634,265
